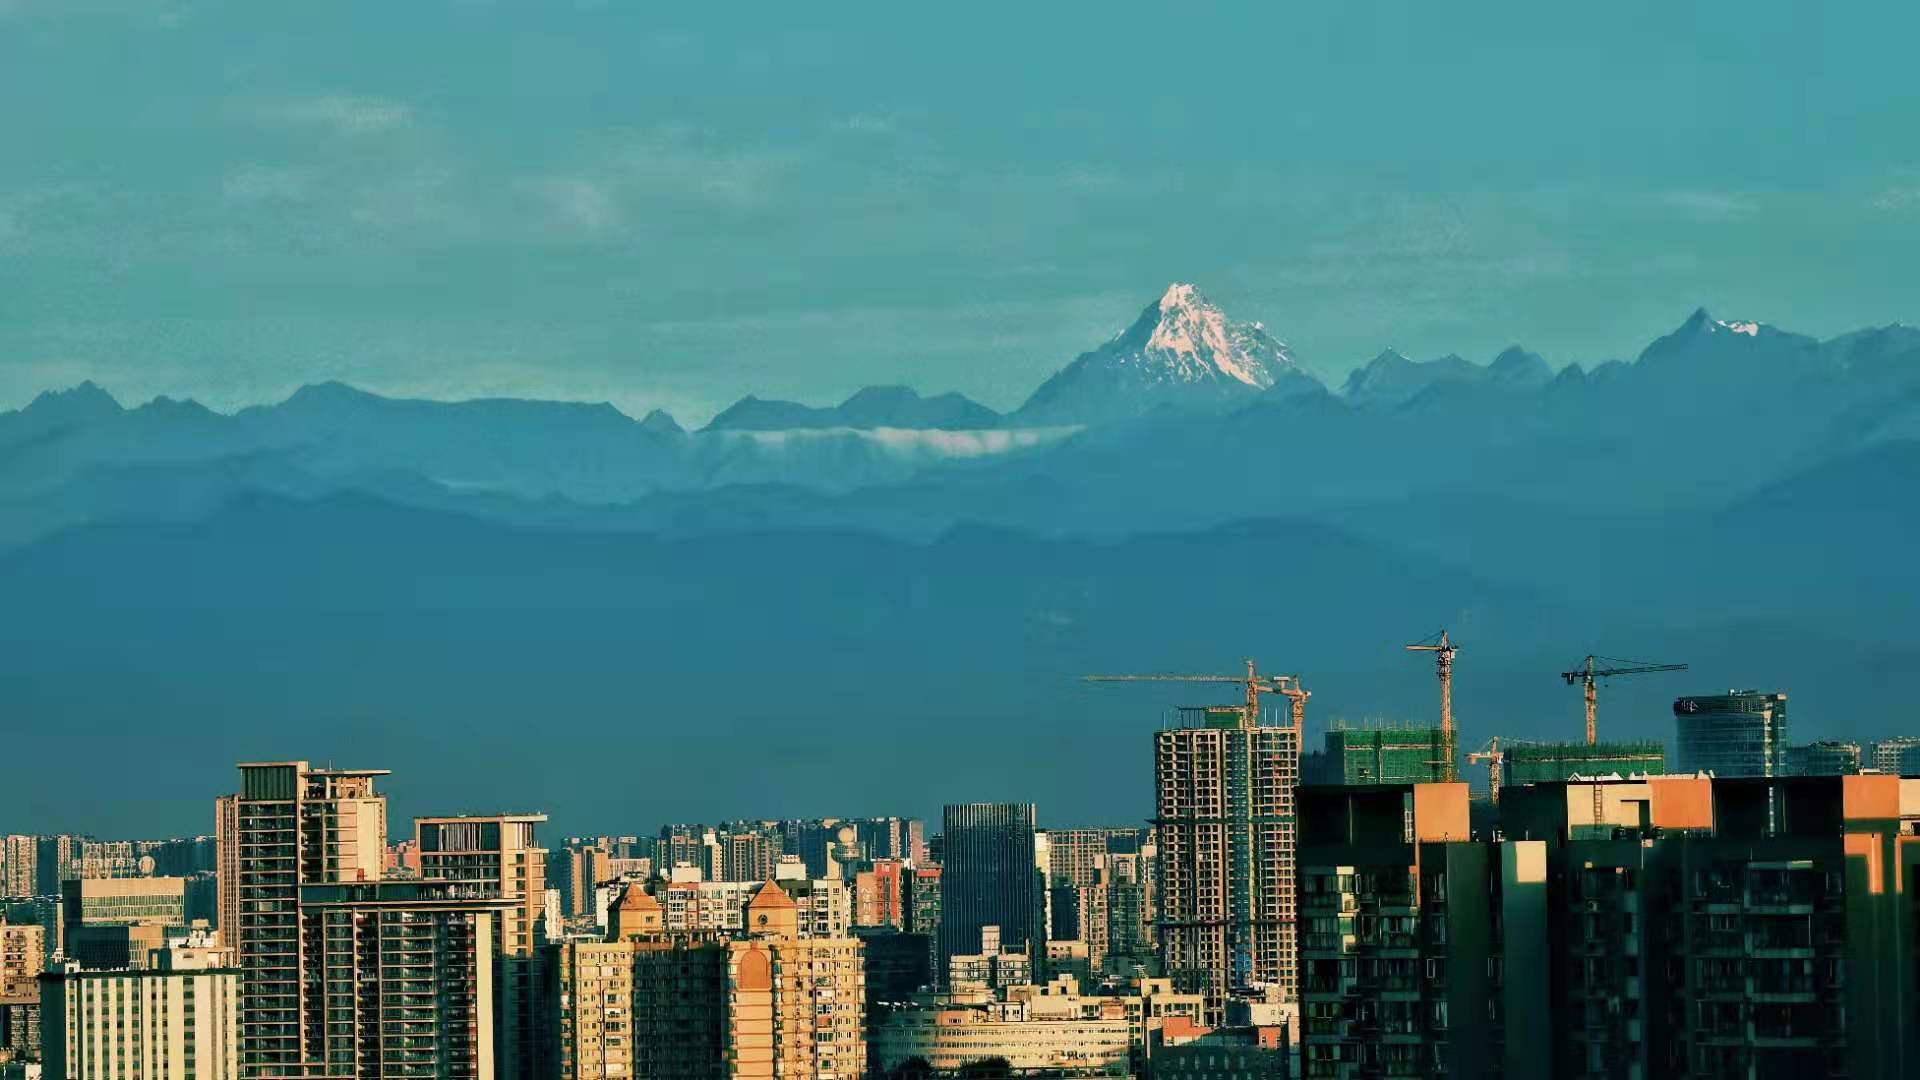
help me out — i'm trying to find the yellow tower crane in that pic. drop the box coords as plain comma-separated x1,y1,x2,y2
1560,655,1688,745
1083,659,1309,732
1466,737,1505,803
1404,630,1458,783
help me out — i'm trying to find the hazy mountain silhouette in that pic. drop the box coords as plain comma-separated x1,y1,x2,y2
705,386,1002,431
0,487,1909,836
2,290,1918,834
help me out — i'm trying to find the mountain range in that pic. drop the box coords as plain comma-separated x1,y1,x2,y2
2,284,1916,836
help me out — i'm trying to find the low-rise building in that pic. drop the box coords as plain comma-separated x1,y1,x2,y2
1787,740,1863,776
870,990,1131,1076
1150,1017,1289,1080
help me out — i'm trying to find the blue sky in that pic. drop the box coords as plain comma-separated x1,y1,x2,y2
1,0,1916,423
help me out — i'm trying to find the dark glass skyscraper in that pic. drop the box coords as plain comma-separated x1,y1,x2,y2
1673,691,1790,777
937,803,1039,978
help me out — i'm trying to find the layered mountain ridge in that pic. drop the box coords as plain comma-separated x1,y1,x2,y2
3,285,1918,834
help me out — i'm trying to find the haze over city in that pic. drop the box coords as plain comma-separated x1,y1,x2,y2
3,6,1920,1078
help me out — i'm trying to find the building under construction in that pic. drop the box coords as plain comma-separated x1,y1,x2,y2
1153,703,1299,1025
1501,740,1666,786
1304,723,1451,786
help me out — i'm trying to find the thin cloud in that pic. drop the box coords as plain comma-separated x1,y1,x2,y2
520,177,623,234
1872,186,1920,212
1659,190,1762,221
221,165,312,204
252,95,414,137
832,113,898,136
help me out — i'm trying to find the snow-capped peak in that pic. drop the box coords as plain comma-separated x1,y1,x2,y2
1120,282,1291,389
1715,318,1760,337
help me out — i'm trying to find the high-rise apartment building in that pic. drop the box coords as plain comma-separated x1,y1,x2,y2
1867,735,1920,775
1674,690,1790,776
214,795,239,937
719,830,779,884
298,880,512,1080
415,813,549,1079
0,918,45,1063
415,815,548,956
938,804,1040,980
1,837,35,899
777,821,836,880
643,873,851,941
34,836,82,897
1042,827,1143,889
0,919,42,1000
905,867,942,979
558,842,611,920
1154,704,1300,1024
225,761,387,1077
1500,772,1920,1077
544,937,655,1080
550,881,866,1080
38,932,240,1080
853,859,906,929
1296,782,1534,1078
1310,772,1920,1077
1104,852,1154,977
842,817,927,865
1048,876,1111,973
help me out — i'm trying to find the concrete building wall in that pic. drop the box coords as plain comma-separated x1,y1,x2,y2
1498,841,1550,1078
39,965,239,1080
870,1005,1130,1073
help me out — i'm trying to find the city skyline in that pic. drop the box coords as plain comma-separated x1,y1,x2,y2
4,2,1916,1076
8,744,1920,1078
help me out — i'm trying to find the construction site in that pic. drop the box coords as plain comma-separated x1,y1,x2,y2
1089,635,1690,807
1499,740,1667,785
1302,722,1452,786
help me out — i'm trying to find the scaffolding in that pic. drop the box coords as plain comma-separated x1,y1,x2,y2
1501,740,1667,787
1315,722,1452,786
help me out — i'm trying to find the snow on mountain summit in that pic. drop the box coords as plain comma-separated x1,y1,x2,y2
1013,284,1306,424
1122,282,1291,389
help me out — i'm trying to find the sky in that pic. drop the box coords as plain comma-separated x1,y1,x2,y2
1,1,1917,425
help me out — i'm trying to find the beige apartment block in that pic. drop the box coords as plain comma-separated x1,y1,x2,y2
39,938,240,1080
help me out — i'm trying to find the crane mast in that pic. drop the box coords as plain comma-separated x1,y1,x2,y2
1466,737,1504,803
1405,630,1458,783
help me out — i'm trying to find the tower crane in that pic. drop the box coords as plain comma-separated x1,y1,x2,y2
1404,630,1458,783
1083,659,1309,732
1560,655,1688,745
1466,737,1505,803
